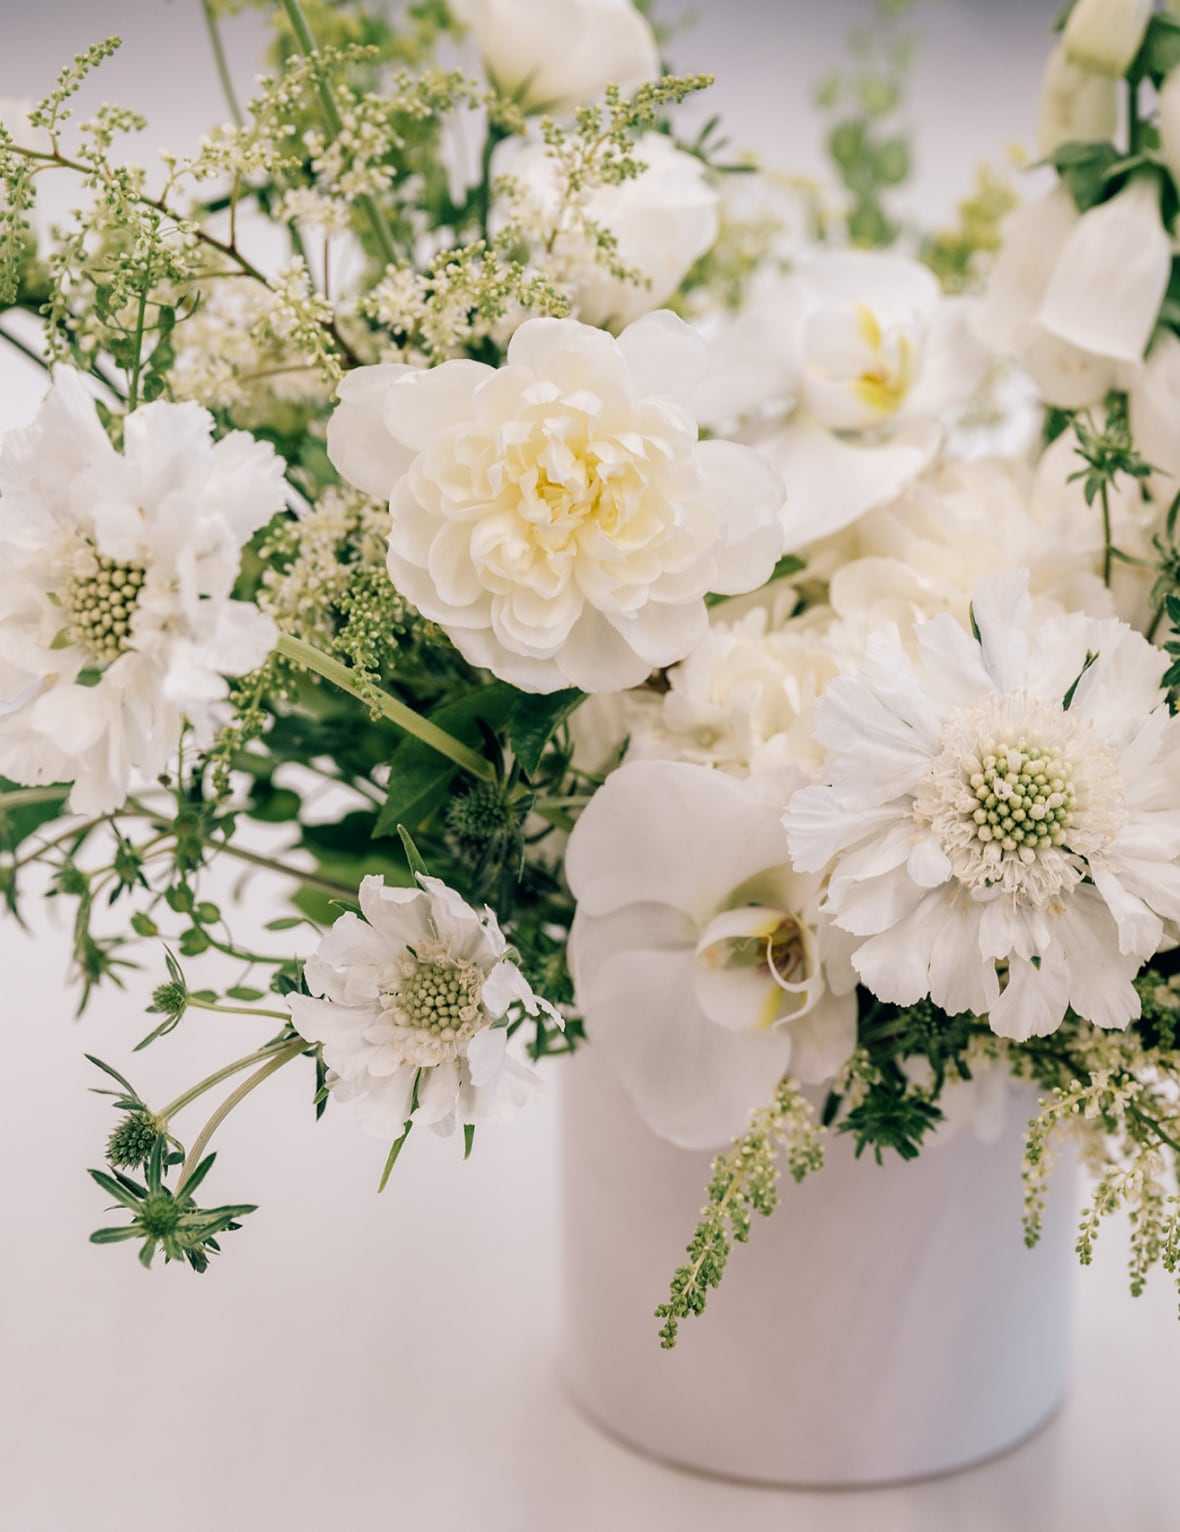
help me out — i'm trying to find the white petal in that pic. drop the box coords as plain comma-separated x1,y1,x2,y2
326,363,417,500
384,359,494,453
616,309,709,412
693,439,785,595
988,949,1069,1042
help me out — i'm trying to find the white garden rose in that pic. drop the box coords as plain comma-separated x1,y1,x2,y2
697,251,987,551
1037,40,1118,155
567,760,857,1147
449,0,659,113
493,132,720,328
326,312,785,693
0,370,283,814
976,188,1117,408
1039,176,1172,367
288,874,560,1139
1063,0,1153,76
785,571,1180,1041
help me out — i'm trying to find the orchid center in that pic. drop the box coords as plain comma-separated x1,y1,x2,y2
62,546,146,665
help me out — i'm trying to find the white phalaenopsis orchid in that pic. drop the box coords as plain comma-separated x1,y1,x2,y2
567,760,857,1147
449,0,658,113
326,313,785,694
288,874,561,1139
493,132,720,329
785,571,1180,1041
698,251,987,551
0,370,284,814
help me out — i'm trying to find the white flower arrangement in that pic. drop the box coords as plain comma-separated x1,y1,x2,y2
3,0,1180,1352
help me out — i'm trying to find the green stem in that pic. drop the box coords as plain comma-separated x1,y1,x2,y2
1147,598,1166,645
177,1038,306,1189
276,633,495,784
201,0,244,126
0,785,69,812
198,834,358,899
1100,481,1113,588
0,323,49,373
125,276,151,412
279,0,399,267
188,996,293,1023
159,1040,295,1121
1127,78,1141,156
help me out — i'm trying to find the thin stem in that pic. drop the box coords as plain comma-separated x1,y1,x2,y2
201,0,245,126
125,275,151,412
1099,481,1114,588
1127,78,1141,156
159,1039,295,1122
201,835,358,899
279,0,399,267
177,1038,306,1189
1147,599,1166,645
0,785,69,812
0,323,49,373
276,632,495,784
188,995,293,1023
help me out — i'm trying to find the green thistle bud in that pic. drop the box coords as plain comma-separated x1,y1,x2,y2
138,1192,182,1239
151,979,187,1017
445,780,521,866
106,1111,160,1171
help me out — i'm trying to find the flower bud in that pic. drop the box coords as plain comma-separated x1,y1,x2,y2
1037,40,1118,155
1063,0,1153,77
1038,175,1171,364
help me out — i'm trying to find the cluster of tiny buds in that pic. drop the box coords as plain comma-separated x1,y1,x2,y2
390,953,483,1036
64,550,145,664
966,737,1075,866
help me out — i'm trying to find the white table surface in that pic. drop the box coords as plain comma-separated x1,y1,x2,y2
7,3,1179,1527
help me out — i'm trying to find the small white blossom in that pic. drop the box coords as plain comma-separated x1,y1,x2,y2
0,370,284,813
288,874,560,1138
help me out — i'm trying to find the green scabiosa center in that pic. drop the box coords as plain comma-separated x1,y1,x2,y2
389,953,483,1036
63,549,145,664
965,738,1075,862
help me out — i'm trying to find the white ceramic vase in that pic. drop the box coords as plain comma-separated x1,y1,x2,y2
560,1044,1077,1487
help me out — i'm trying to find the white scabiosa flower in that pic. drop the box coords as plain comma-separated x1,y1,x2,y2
449,0,658,113
625,607,841,779
1037,39,1118,155
1038,176,1172,367
785,571,1180,1041
493,133,720,329
699,251,987,550
326,313,785,693
567,760,857,1148
0,371,284,814
1063,0,1153,76
288,874,560,1139
976,188,1117,409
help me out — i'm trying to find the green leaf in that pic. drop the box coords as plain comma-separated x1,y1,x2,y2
506,689,584,778
226,986,265,1003
1050,140,1123,212
1129,12,1180,85
377,1119,414,1192
463,1123,476,1160
0,775,68,854
89,1226,141,1244
374,683,515,838
397,825,430,880
265,916,305,932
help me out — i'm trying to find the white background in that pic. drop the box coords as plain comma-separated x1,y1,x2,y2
4,3,1180,1528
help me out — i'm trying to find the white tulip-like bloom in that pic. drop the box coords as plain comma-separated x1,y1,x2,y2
1161,68,1180,195
1063,0,1153,76
976,188,1113,409
0,371,284,814
785,572,1180,1041
493,133,720,329
1129,329,1180,496
567,760,858,1148
1037,40,1118,155
449,0,658,113
697,252,986,551
1039,177,1172,367
326,313,785,693
625,607,841,780
288,874,560,1138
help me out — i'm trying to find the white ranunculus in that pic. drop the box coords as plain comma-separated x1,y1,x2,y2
1063,0,1153,76
1128,330,1180,492
1038,176,1172,366
326,312,785,694
1161,68,1180,191
493,132,719,328
699,251,987,551
288,874,560,1139
785,570,1180,1041
1037,40,1118,155
0,371,284,814
450,0,659,113
567,760,857,1147
976,187,1118,408
625,606,841,779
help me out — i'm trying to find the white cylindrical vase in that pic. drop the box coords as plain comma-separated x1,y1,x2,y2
560,1044,1076,1487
